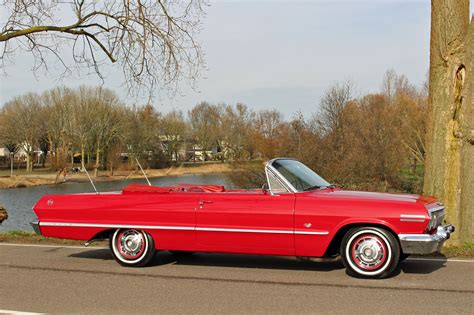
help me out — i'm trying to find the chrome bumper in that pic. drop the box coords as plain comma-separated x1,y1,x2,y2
398,224,455,255
30,220,41,235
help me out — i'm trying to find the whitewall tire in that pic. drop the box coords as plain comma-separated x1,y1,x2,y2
110,229,156,267
340,227,400,279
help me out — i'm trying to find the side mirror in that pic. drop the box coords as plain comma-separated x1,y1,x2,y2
262,183,269,192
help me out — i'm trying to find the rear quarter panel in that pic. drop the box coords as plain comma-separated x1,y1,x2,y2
33,192,199,250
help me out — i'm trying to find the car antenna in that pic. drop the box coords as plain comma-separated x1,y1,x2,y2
81,167,99,194
135,158,151,186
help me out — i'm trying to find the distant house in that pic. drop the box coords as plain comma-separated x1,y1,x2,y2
0,147,11,157
0,145,43,164
159,135,187,161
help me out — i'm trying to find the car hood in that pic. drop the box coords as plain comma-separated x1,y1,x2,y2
312,189,437,206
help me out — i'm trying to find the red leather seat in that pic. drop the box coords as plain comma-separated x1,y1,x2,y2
176,183,225,192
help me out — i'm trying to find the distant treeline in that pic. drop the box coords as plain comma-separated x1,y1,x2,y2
0,70,427,192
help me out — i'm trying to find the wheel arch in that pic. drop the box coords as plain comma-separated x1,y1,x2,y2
324,222,400,257
88,229,116,242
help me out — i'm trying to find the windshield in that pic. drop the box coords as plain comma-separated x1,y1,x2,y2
270,159,330,192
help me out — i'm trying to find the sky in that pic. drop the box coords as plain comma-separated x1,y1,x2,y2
1,0,470,118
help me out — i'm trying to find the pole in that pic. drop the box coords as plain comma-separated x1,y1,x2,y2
135,158,151,186
82,167,99,194
10,153,13,177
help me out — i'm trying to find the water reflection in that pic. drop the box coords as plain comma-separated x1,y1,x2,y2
0,173,232,231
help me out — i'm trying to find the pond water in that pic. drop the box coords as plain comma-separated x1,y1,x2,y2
0,173,233,231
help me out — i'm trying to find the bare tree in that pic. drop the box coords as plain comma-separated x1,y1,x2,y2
252,109,283,159
43,87,75,170
316,81,354,135
315,80,354,163
0,0,207,95
72,87,97,169
381,69,397,105
380,70,427,170
188,102,220,161
88,88,124,176
289,111,305,159
0,93,46,172
124,104,161,168
161,110,187,162
220,103,254,160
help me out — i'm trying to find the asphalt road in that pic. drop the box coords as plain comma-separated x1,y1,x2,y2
0,243,473,314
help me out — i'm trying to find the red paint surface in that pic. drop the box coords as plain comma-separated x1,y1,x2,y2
33,184,434,257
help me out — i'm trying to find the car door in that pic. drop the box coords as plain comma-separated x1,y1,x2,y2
195,192,295,255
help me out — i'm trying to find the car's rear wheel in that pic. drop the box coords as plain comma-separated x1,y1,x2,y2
340,227,400,279
110,229,155,267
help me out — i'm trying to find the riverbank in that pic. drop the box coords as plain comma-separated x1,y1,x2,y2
0,163,235,189
0,231,473,258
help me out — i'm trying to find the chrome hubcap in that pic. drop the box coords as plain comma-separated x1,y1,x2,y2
352,235,386,270
118,230,145,257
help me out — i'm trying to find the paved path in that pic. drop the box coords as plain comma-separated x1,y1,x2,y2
1,243,473,314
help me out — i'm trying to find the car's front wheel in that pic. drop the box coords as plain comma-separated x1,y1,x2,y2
340,227,400,279
110,229,155,267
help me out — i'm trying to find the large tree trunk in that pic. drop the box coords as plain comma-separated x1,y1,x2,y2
459,18,474,242
424,0,472,243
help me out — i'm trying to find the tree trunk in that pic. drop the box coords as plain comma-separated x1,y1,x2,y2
10,154,14,177
424,0,471,243
94,143,100,177
459,16,474,243
26,154,32,173
81,145,85,170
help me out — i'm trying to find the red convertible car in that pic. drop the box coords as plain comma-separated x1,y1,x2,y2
31,158,454,279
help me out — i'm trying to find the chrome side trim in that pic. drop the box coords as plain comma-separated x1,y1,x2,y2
196,227,291,234
400,214,426,222
294,231,329,235
40,222,195,231
39,221,329,236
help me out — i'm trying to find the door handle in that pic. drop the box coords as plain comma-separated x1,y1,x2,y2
199,200,213,209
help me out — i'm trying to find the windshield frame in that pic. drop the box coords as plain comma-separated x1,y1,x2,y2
265,158,330,193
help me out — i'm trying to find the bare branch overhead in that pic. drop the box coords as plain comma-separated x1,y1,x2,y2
0,0,207,96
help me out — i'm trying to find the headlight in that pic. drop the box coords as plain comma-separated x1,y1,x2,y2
426,205,445,232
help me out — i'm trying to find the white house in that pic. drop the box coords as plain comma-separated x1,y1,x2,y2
0,147,11,157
